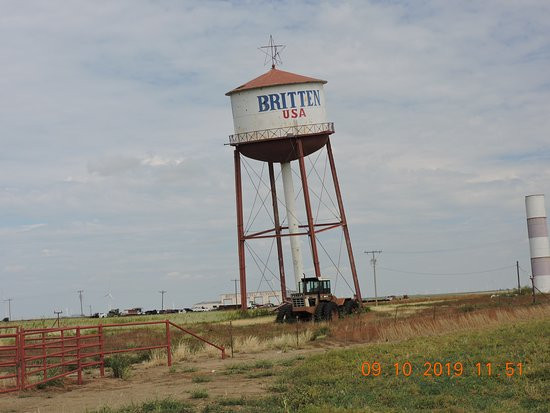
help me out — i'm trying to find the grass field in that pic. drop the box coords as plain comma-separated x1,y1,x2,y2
255,319,549,412
2,308,274,331
88,303,550,413
3,293,548,412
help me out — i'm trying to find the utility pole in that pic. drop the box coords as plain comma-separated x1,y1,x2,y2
77,290,84,316
516,261,521,292
159,290,167,311
231,279,239,308
364,251,382,306
4,298,13,320
54,310,62,327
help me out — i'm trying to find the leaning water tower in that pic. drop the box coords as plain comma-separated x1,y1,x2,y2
226,38,362,309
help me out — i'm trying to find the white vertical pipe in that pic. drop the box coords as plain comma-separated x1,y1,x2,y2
281,162,304,291
526,194,550,293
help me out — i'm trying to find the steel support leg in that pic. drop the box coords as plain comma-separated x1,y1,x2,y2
326,139,363,303
268,162,288,301
234,149,247,310
296,139,322,278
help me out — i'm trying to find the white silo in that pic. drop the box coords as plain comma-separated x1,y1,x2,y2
525,194,550,293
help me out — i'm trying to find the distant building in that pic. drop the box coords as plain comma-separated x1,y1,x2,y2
192,301,220,312
220,289,293,307
193,290,294,311
124,307,142,315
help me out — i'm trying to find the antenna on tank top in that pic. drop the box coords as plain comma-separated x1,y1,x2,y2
259,35,286,69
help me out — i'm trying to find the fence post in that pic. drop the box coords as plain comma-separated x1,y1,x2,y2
42,331,47,381
15,326,20,391
19,327,26,390
229,321,234,358
166,320,172,367
295,317,299,348
76,327,82,385
61,329,65,367
98,325,104,377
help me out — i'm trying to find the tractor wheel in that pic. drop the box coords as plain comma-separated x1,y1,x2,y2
276,304,295,323
323,301,339,321
343,299,359,315
314,302,326,322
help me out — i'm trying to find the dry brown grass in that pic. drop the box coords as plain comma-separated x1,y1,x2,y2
328,303,550,345
232,330,314,353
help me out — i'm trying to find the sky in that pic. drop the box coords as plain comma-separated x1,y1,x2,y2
1,0,550,319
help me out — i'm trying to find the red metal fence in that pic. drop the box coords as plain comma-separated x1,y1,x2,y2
0,320,225,394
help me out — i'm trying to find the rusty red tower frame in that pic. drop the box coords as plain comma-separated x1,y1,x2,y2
226,67,362,310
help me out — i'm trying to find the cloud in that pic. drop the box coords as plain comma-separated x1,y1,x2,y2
19,223,47,232
165,271,204,281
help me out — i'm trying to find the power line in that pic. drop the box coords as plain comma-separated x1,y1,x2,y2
518,265,531,275
382,237,526,255
378,264,514,277
364,251,382,305
53,310,62,327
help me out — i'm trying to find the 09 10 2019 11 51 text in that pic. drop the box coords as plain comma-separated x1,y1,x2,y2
360,361,524,378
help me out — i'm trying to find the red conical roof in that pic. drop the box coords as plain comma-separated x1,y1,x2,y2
226,68,326,96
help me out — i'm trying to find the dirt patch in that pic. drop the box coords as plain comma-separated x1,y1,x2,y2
0,346,329,413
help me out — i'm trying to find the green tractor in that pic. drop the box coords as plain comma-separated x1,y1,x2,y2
276,277,360,322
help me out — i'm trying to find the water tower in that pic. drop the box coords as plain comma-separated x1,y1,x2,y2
226,38,362,310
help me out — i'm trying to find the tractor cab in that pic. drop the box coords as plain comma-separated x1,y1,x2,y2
291,277,333,308
299,277,331,294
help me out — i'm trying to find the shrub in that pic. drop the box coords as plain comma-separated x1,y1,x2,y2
254,360,273,369
217,397,247,406
36,367,64,389
191,375,211,383
105,355,132,379
190,389,209,399
182,367,197,373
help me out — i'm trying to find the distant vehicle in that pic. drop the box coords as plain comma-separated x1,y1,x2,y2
192,306,210,312
144,310,158,315
107,309,121,317
91,312,107,318
2,317,9,322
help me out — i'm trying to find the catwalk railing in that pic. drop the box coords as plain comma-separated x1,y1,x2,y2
229,122,334,145
0,320,225,393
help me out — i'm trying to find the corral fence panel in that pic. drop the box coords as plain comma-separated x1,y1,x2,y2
0,320,224,394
